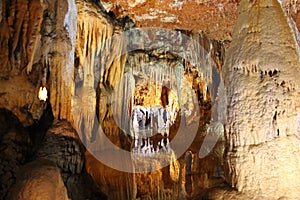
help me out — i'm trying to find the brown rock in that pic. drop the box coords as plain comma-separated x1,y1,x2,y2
100,0,300,41
7,159,69,200
36,120,85,176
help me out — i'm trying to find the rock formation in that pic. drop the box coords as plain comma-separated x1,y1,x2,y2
223,0,300,198
36,120,106,200
7,159,69,200
0,0,300,199
0,109,32,199
100,0,300,41
36,120,84,180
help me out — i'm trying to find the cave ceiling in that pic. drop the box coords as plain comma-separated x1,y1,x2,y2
100,0,300,41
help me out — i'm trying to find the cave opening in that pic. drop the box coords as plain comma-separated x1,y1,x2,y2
130,85,179,156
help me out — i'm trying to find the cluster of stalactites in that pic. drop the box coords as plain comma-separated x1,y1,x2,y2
71,10,221,143
131,106,177,138
72,0,128,142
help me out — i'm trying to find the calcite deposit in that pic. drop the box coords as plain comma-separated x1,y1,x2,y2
223,0,300,198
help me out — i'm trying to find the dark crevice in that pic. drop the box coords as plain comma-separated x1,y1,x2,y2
265,69,279,77
27,102,54,153
273,111,277,121
273,111,279,137
161,86,170,108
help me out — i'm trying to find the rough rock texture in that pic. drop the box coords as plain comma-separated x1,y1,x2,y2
78,6,226,198
35,120,106,200
72,0,127,145
46,0,77,122
223,0,300,198
101,0,238,41
100,0,300,41
0,0,226,198
7,159,69,200
3,0,300,199
65,173,107,200
0,0,298,129
36,120,84,179
0,109,32,199
0,75,46,126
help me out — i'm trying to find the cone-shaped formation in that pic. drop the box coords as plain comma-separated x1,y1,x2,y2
223,0,300,198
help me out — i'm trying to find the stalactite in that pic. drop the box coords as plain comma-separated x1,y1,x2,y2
26,0,43,74
175,62,183,105
0,0,51,125
74,1,110,142
72,0,132,143
0,0,43,74
125,44,214,125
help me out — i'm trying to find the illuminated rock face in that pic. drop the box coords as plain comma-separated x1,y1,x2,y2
131,107,175,138
72,4,224,198
100,0,300,41
8,159,69,200
0,0,299,127
0,0,76,126
223,0,300,198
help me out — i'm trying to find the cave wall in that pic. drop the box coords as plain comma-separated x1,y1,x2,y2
0,0,298,129
0,0,76,126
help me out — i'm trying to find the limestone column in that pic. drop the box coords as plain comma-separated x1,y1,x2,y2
223,0,300,198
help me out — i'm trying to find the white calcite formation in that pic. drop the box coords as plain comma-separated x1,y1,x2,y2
131,106,176,138
223,0,300,198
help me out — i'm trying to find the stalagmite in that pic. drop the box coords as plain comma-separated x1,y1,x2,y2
223,0,300,198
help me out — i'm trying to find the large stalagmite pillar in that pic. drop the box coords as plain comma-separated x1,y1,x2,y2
223,0,300,198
